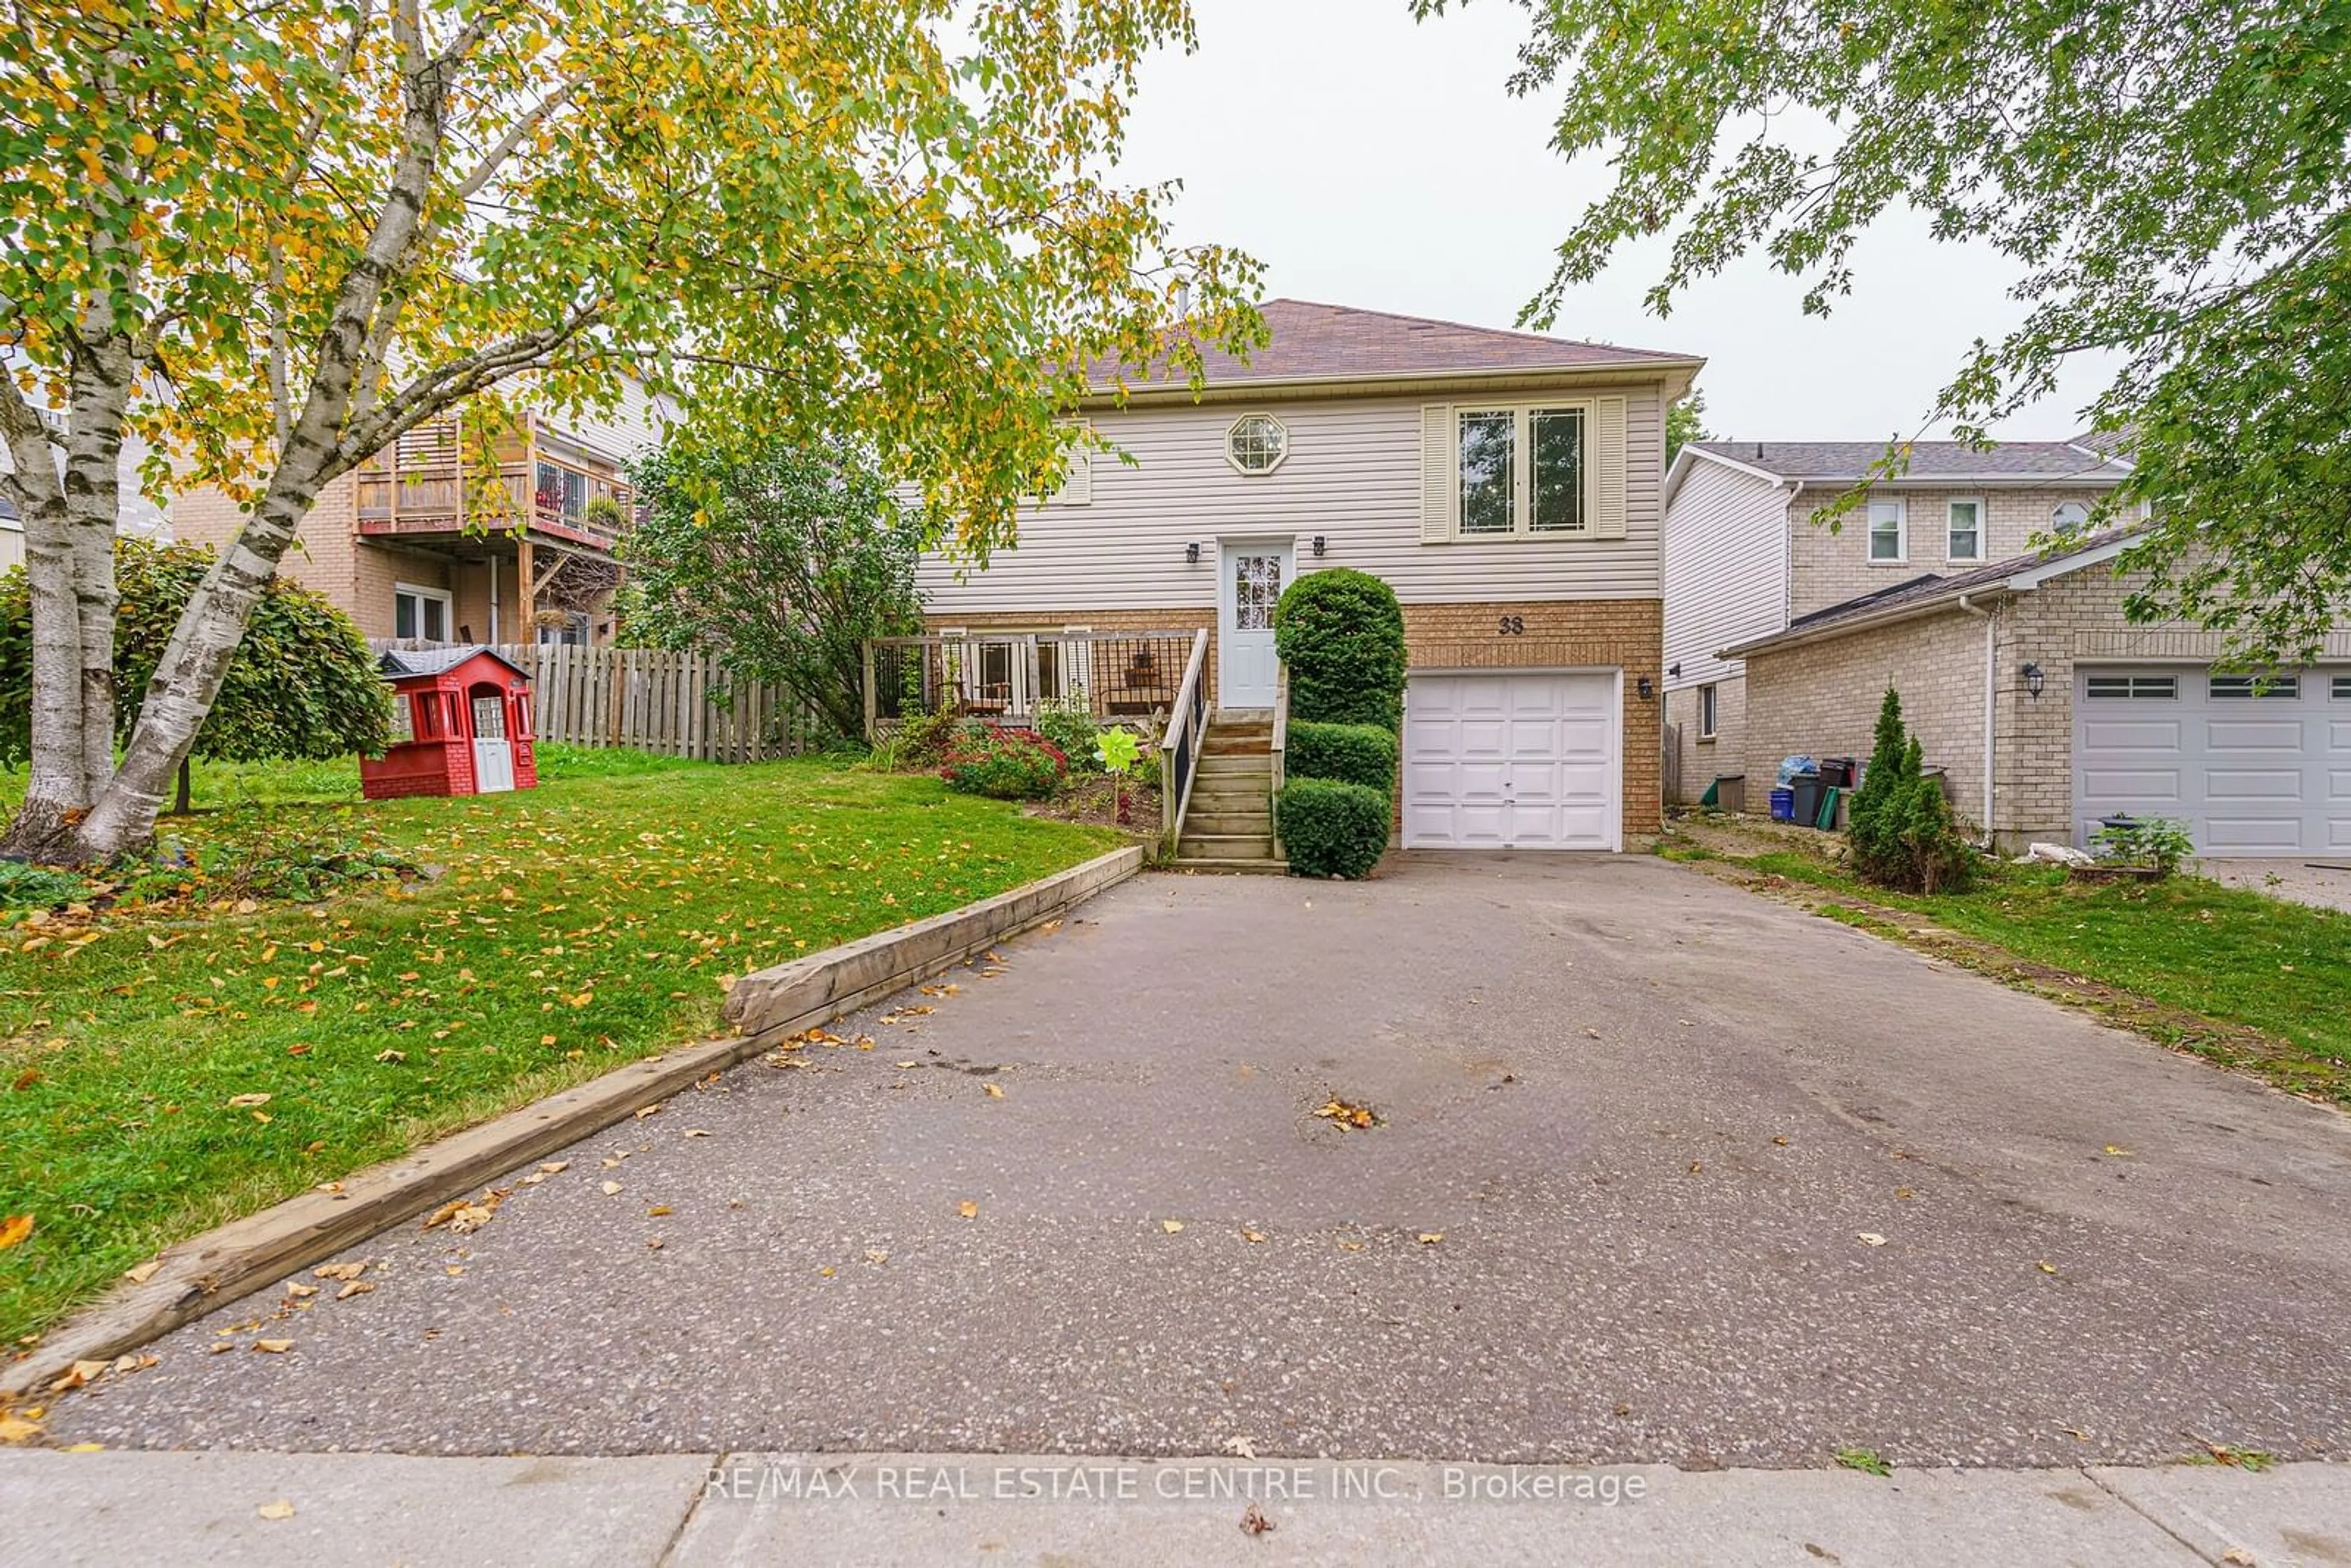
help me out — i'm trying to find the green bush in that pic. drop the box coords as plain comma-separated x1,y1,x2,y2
1287,719,1398,793
1034,694,1103,772
1277,776,1390,878
940,727,1068,800
893,702,969,768
1847,688,1974,893
2091,814,2194,875
1273,569,1406,731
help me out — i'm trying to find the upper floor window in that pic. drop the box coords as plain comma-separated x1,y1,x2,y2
2051,500,2091,530
1946,498,1982,561
1867,498,1905,561
1456,405,1587,536
1226,414,1288,475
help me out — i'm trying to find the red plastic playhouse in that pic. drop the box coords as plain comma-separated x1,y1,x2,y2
360,646,538,800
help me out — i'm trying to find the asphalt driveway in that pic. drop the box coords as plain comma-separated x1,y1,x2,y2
46,854,2351,1467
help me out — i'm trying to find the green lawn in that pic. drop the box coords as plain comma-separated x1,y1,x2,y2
0,749,1117,1344
1681,834,2351,1076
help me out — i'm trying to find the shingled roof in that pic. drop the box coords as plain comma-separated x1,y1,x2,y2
377,645,530,680
1688,439,2132,483
1126,298,1698,391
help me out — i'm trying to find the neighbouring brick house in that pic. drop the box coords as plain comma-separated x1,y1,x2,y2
911,298,1703,852
170,388,665,648
1665,440,2351,855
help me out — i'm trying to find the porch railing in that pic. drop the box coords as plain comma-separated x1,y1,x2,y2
864,629,1204,733
1159,628,1211,857
1268,661,1290,861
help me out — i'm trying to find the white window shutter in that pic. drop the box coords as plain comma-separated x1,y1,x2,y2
1056,419,1093,507
1420,404,1454,542
1591,395,1627,539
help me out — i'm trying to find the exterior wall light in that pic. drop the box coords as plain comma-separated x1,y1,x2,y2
1185,541,1201,564
1311,535,1327,557
2022,661,2045,699
1637,676,1655,702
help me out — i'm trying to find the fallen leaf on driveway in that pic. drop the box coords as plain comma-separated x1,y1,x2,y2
313,1262,367,1281
1771,1136,1790,1147
983,1083,1005,1100
1313,1098,1379,1130
285,1282,318,1299
0,1214,34,1250
2221,1551,2255,1566
1240,1228,1267,1244
539,1161,569,1174
123,1259,161,1284
1856,1233,1888,1247
0,1414,43,1445
957,1201,979,1219
1223,1435,1256,1459
1240,1504,1274,1536
336,1281,374,1300
1160,1219,1185,1234
601,1181,624,1196
255,1501,295,1521
683,1129,713,1138
252,1340,294,1354
864,1248,889,1266
2037,1261,2058,1275
894,1060,919,1070
634,1103,661,1119
648,1206,672,1217
2103,1145,2136,1157
1417,1232,1444,1245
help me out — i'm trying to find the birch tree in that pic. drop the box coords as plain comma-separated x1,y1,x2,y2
0,0,1259,863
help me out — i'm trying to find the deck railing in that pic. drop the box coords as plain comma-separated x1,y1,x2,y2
863,629,1204,734
1158,629,1211,857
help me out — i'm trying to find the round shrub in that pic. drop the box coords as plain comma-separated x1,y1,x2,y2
1286,719,1397,794
941,728,1067,800
1273,568,1406,731
1276,776,1390,879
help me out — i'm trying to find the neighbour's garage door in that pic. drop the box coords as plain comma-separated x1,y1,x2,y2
2073,666,2351,855
1402,670,1621,850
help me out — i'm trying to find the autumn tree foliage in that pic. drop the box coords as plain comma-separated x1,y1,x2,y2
0,0,1260,863
1419,0,2351,664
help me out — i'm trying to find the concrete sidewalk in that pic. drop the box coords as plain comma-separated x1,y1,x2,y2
4,1450,2346,1566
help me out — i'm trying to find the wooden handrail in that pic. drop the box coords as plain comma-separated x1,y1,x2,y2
1160,628,1210,856
1268,660,1289,861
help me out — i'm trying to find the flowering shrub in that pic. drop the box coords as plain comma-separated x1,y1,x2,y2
940,728,1067,800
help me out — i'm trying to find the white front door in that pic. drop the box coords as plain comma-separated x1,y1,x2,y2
471,694,516,793
1217,540,1292,708
1402,671,1622,850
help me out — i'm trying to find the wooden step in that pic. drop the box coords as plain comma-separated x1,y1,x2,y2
1197,754,1272,775
1168,857,1291,876
1202,733,1272,757
1188,780,1272,804
1179,833,1277,859
1184,809,1272,836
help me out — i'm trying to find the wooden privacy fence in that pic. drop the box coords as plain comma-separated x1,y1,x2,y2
368,640,831,762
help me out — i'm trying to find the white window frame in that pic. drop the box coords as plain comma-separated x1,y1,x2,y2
2334,674,2351,700
2085,674,2179,700
1945,497,1984,562
1697,682,1719,741
2051,500,2091,530
394,582,454,643
1224,413,1289,476
1453,400,1595,539
1866,498,1907,563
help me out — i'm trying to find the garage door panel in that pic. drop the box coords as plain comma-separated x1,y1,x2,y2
2203,719,2305,751
1403,671,1620,851
2075,666,2345,856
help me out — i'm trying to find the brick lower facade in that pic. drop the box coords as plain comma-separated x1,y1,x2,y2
942,599,1665,846
1665,672,1747,805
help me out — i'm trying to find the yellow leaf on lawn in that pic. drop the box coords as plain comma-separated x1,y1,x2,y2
0,1214,33,1250
226,1093,271,1109
956,1200,978,1219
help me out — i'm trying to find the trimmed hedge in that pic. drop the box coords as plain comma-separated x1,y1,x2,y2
1277,776,1390,879
1286,719,1397,794
1273,568,1406,731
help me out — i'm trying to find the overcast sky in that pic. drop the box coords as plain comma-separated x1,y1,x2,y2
1115,1,2113,443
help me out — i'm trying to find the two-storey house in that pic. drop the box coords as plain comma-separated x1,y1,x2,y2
1663,440,2351,855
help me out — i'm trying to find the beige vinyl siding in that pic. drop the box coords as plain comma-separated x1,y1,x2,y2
1662,456,1790,692
917,387,1667,614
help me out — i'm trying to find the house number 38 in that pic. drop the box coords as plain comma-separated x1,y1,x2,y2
1497,615,1525,636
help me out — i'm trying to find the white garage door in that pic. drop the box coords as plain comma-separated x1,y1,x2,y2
2073,666,2351,855
1402,670,1621,850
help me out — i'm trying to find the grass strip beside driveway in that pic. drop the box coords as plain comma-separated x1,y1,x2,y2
1665,822,2351,1100
0,752,1117,1345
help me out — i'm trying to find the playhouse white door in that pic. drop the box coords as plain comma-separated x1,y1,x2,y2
470,694,516,793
